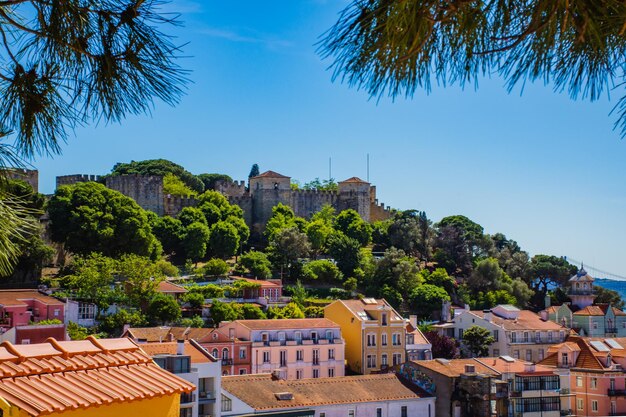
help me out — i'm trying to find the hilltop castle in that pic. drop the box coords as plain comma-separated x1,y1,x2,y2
55,170,393,233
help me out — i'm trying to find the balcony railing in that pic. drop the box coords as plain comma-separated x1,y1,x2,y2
568,289,597,296
221,358,233,365
608,389,626,396
180,393,195,404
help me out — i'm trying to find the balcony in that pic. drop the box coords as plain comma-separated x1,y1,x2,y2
180,393,195,404
568,289,597,296
608,389,626,396
221,358,233,366
198,391,216,402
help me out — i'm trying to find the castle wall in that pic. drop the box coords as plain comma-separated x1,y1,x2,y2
163,195,198,217
290,189,338,219
7,169,39,193
56,174,101,190
228,195,253,227
106,174,164,215
337,182,371,221
370,201,393,222
215,180,247,197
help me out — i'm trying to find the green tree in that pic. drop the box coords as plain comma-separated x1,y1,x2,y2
595,286,625,310
111,160,202,193
59,253,118,313
198,173,233,190
528,255,578,295
302,260,343,283
265,203,297,241
210,300,239,325
238,251,272,279
163,173,197,197
388,210,434,260
334,209,371,246
48,182,161,259
304,306,325,318
117,254,164,310
422,268,456,294
208,221,240,259
201,258,230,277
178,316,205,328
319,1,626,136
182,222,210,264
183,292,206,310
240,303,267,319
147,294,182,325
268,227,311,275
327,233,362,277
155,260,179,277
267,302,305,319
462,326,496,358
98,309,147,337
410,284,451,319
248,164,260,179
178,207,207,228
306,219,334,253
286,280,308,307
153,216,185,259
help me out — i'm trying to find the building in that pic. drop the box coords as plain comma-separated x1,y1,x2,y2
197,328,252,376
63,299,98,327
220,373,436,417
0,290,65,329
139,339,222,417
324,298,406,374
543,302,626,337
218,318,345,380
405,316,432,361
0,322,66,344
568,267,596,309
157,280,189,300
230,277,284,304
436,304,567,362
406,357,566,417
123,326,212,342
0,336,194,417
539,336,626,416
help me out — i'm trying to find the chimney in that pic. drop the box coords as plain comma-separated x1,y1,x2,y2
122,324,131,335
545,294,551,309
483,309,492,323
524,363,536,373
168,332,175,342
176,340,185,355
464,304,470,311
441,301,451,322
409,315,418,328
540,310,548,321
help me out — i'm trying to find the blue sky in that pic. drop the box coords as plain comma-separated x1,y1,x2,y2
31,1,626,277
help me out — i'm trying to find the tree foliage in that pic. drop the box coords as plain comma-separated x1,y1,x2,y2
462,325,496,357
238,251,272,279
111,160,201,193
147,294,181,325
319,0,626,136
424,330,459,359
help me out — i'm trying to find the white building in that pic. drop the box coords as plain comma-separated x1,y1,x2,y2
220,373,435,417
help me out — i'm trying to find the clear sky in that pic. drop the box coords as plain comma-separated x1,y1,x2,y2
30,1,626,277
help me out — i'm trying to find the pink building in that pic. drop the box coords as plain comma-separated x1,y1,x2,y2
540,336,626,416
197,328,252,376
0,290,64,328
231,277,283,301
219,318,345,380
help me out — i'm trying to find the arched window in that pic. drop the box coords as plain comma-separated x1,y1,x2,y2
212,348,218,358
222,348,229,359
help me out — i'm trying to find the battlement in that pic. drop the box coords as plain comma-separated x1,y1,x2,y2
56,174,101,189
163,194,198,217
292,188,338,196
215,179,247,197
5,169,39,193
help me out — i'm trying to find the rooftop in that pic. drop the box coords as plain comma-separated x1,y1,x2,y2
471,309,563,331
230,318,339,330
338,177,369,184
123,326,212,342
138,339,217,363
0,290,64,307
157,280,188,294
251,170,290,179
330,299,402,322
232,276,282,287
411,358,499,378
221,373,429,410
0,337,194,416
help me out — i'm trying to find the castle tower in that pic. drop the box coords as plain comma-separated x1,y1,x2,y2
568,267,596,309
105,174,164,216
249,170,291,233
337,177,371,221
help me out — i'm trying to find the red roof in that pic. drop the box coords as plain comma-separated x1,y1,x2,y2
0,337,194,416
338,177,369,184
157,281,188,294
233,277,281,287
251,170,290,179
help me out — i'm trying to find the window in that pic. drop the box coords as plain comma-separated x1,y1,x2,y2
280,350,287,367
576,376,583,387
367,354,377,368
377,408,382,417
261,332,269,343
239,348,246,359
514,350,520,359
222,348,229,360
523,332,529,342
313,349,320,365
562,352,568,366
328,348,335,360
401,406,407,417
458,329,464,339
212,348,218,358
381,354,388,366
263,351,270,363
278,331,286,341
367,334,376,347
493,330,499,342
538,349,544,361
493,349,500,357
526,350,532,362
180,409,193,417
221,395,232,412
78,303,95,320
296,369,303,379
381,333,388,346
577,399,583,411
296,350,304,361
313,369,319,378
320,413,325,417
392,333,402,346
382,313,387,326
593,321,598,330
393,353,403,366
54,309,60,317
511,332,517,343
312,331,318,342
328,368,335,377
295,331,302,343
548,331,553,342
326,330,333,340
349,410,355,417
239,369,246,375
535,331,541,342
592,400,598,412
591,377,597,389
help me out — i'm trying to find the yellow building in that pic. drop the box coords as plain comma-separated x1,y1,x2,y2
0,336,194,417
324,298,406,374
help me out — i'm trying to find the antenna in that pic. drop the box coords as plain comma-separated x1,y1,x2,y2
367,153,370,182
329,157,332,180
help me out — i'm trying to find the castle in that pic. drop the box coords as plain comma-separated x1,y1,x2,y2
55,170,393,233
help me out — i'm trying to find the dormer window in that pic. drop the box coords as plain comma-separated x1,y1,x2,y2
382,313,387,326
562,352,569,366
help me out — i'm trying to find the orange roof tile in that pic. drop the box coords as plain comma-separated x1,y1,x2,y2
573,306,605,316
233,318,339,330
124,326,212,342
0,337,194,416
474,358,554,374
471,310,564,331
231,276,281,287
613,307,626,316
411,359,498,378
221,373,428,409
251,171,290,179
0,290,64,307
338,177,369,184
157,281,188,294
138,340,217,363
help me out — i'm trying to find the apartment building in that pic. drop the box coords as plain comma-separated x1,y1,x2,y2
0,289,65,328
197,328,252,376
325,298,406,374
218,318,345,379
543,303,626,337
437,304,567,362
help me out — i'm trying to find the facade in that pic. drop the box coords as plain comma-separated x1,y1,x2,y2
325,298,406,374
139,339,222,417
197,328,253,376
405,316,432,361
218,318,345,380
437,304,567,362
0,336,194,417
63,299,98,327
0,323,66,344
568,267,597,309
0,290,65,329
544,303,626,337
539,336,626,417
231,277,284,302
220,373,435,417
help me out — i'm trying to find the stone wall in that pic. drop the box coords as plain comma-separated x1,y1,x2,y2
290,189,338,219
163,195,198,217
215,179,247,197
106,174,164,215
56,174,101,189
6,169,39,193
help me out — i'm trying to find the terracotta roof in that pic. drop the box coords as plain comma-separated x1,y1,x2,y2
471,310,563,331
406,324,430,345
411,359,499,378
233,277,281,287
475,358,554,374
329,299,402,321
222,373,429,410
124,326,211,342
573,306,605,316
232,318,339,330
138,339,217,363
338,177,369,184
544,306,558,314
0,290,64,307
251,171,290,179
539,337,606,370
613,307,626,316
157,281,188,294
0,337,194,416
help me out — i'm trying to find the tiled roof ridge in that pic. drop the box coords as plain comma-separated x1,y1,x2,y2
285,374,396,386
